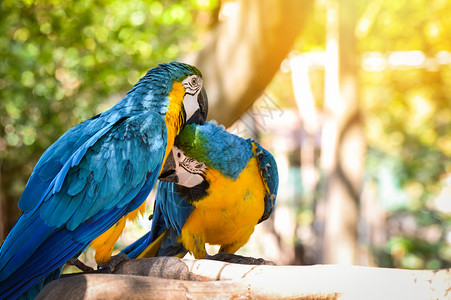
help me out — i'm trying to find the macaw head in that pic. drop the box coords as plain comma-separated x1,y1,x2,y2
179,71,209,125
159,121,253,186
159,146,207,188
126,62,208,126
162,62,209,125
172,121,253,179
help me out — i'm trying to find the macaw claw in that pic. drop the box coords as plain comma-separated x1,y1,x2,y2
205,252,276,265
97,253,130,273
67,259,94,272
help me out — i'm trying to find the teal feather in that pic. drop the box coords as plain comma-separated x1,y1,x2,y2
253,141,279,222
175,122,253,179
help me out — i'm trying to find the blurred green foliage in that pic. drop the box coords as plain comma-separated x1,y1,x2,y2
0,0,217,227
359,0,451,269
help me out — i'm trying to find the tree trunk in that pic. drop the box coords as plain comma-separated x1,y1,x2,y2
0,177,4,242
193,0,314,127
322,0,365,264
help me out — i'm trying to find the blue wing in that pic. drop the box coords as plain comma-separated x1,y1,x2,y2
158,181,197,236
0,111,167,299
17,112,123,213
253,141,279,223
122,180,197,258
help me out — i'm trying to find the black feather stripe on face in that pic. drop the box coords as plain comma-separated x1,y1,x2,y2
175,180,209,203
180,105,186,130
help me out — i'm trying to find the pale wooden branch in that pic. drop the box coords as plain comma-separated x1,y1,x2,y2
37,256,451,300
36,274,255,300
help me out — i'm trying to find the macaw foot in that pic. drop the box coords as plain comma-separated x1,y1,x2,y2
206,252,276,265
68,259,95,272
97,253,130,273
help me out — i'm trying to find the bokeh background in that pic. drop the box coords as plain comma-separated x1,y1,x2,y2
1,0,450,270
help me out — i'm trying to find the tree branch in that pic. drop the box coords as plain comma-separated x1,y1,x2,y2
193,0,314,127
37,256,451,299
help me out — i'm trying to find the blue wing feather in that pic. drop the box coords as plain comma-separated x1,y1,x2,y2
158,181,195,235
0,111,167,299
121,202,167,259
122,181,195,259
253,141,279,222
18,115,113,213
121,230,152,259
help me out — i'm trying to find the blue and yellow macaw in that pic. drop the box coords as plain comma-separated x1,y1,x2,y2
0,62,208,299
122,121,278,260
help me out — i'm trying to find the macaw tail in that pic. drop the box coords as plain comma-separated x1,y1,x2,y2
0,204,129,299
0,228,86,300
17,266,63,300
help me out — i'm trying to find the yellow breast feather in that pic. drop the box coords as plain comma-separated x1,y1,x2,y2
181,157,265,258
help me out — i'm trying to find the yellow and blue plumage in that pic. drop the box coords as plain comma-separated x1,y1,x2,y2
0,62,208,299
122,121,278,259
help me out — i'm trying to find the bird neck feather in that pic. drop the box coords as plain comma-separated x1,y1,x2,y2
162,81,185,166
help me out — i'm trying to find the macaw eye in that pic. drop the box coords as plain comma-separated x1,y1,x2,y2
191,77,198,86
177,152,181,158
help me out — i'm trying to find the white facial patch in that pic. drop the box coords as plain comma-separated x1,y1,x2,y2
182,75,203,121
172,147,206,188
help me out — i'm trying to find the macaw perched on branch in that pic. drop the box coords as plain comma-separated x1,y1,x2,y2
122,121,278,260
0,62,208,299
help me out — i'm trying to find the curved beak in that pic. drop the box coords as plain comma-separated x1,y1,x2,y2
186,87,208,125
159,148,207,188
